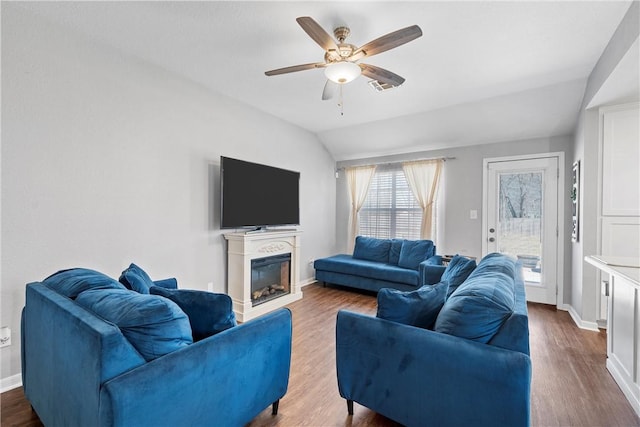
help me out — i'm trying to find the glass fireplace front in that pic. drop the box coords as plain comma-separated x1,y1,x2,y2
250,253,291,306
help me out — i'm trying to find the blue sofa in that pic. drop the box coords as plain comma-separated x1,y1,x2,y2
21,266,292,427
314,236,445,292
336,253,531,427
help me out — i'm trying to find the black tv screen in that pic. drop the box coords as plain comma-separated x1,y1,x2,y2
220,156,300,229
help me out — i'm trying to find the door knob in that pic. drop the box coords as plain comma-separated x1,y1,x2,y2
489,237,495,242
489,228,495,233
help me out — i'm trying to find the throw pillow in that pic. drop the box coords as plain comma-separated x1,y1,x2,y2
352,236,391,264
43,268,125,299
442,255,477,298
76,288,192,361
398,240,435,270
150,286,237,341
119,263,155,294
376,281,449,329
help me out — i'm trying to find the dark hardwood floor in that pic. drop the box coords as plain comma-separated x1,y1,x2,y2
2,283,639,426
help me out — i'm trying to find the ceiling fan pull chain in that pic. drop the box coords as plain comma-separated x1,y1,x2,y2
339,84,344,116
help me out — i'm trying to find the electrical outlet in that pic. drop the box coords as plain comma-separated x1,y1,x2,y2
0,327,11,348
470,210,478,220
207,282,214,292
308,258,315,265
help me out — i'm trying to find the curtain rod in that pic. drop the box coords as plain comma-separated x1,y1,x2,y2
336,156,455,171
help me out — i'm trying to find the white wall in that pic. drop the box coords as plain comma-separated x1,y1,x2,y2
0,6,336,382
335,135,574,301
571,1,639,327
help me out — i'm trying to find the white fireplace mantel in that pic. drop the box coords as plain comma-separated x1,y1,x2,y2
224,229,303,322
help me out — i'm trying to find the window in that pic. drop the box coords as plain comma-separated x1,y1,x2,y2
359,165,423,239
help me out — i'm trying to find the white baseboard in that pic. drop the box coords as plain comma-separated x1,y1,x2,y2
564,304,601,331
0,373,22,393
299,277,317,288
607,357,640,417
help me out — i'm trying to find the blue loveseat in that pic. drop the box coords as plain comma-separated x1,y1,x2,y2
21,266,292,427
336,253,532,427
314,236,445,293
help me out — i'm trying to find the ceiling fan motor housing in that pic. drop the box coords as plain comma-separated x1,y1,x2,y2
333,26,350,42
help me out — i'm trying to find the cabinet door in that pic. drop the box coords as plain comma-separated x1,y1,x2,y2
601,105,640,216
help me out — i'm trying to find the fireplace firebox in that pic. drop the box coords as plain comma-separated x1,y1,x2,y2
251,253,291,306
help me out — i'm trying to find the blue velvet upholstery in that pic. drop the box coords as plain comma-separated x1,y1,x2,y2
150,286,237,341
388,239,403,265
314,237,444,293
352,236,391,263
43,268,126,298
76,288,192,361
376,281,449,329
119,263,155,294
336,253,531,427
22,270,292,427
315,255,419,286
441,255,477,297
152,277,178,289
398,239,435,270
434,253,516,343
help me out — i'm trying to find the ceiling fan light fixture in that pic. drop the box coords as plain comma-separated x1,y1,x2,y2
324,61,361,84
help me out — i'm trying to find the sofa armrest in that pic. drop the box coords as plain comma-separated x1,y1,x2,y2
336,310,531,427
419,259,445,285
152,277,177,289
100,308,292,427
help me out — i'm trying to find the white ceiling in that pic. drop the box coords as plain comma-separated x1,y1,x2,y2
13,1,636,160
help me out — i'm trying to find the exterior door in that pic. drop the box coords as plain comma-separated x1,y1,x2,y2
483,156,560,305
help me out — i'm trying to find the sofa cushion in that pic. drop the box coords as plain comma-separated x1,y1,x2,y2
43,268,126,299
76,288,192,361
442,255,477,297
150,286,237,341
377,281,449,329
119,263,155,294
434,253,516,343
398,240,435,270
352,236,391,264
315,254,419,286
388,239,403,265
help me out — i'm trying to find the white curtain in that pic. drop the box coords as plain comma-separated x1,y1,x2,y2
346,165,377,253
402,159,443,240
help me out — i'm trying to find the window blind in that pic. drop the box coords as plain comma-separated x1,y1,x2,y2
359,165,422,239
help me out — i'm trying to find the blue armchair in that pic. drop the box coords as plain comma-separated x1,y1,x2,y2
21,268,292,427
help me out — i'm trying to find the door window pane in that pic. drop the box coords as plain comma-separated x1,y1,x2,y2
498,172,543,284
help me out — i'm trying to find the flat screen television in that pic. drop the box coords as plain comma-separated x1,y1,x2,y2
220,156,300,229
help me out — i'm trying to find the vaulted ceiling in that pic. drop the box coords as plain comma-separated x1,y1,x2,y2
12,1,637,160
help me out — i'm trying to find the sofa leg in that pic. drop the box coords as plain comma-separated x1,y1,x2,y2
272,400,279,415
347,399,354,415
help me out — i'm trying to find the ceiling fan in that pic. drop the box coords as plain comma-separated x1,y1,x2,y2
265,17,423,100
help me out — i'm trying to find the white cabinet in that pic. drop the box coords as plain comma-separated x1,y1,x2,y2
601,105,640,216
597,103,640,323
586,256,640,417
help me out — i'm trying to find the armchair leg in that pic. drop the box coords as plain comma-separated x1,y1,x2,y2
347,399,354,415
272,400,279,415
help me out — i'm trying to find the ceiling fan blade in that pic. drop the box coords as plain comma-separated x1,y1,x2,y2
359,64,406,86
265,62,326,76
322,80,338,101
296,17,339,52
352,25,422,59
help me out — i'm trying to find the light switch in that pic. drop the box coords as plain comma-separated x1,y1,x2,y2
470,210,478,220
